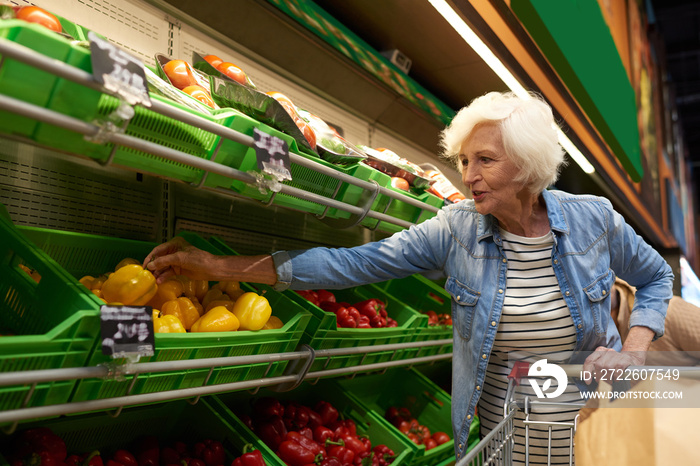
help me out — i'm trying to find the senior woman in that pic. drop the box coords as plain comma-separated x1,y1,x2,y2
145,91,673,464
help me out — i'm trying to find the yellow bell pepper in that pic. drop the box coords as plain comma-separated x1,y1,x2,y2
79,275,95,288
101,264,158,306
202,288,229,311
213,280,245,300
161,297,200,330
191,306,240,332
262,315,284,330
90,274,109,290
191,296,204,316
147,277,184,310
232,292,272,331
175,276,211,302
152,309,186,333
115,257,141,271
205,299,235,313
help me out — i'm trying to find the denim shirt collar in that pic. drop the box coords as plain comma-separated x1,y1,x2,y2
475,189,569,241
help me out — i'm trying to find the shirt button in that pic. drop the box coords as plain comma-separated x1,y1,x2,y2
602,290,607,295
456,295,461,300
498,289,503,294
476,385,481,391
491,321,496,326
459,443,463,449
482,354,488,359
578,323,583,329
565,291,570,296
502,258,507,263
467,415,472,420
554,259,558,264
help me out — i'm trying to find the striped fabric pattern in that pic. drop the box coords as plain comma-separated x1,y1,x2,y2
477,229,583,465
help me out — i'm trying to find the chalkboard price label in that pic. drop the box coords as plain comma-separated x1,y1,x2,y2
100,305,155,359
254,128,292,181
89,31,151,107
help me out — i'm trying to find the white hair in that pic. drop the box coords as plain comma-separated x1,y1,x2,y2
440,91,567,193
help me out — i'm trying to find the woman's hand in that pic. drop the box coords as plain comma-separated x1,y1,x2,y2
581,326,654,385
143,236,220,284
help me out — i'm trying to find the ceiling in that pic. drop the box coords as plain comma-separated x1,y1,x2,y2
650,0,700,189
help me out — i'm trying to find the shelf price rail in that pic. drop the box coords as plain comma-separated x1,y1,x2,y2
0,38,441,230
0,338,453,430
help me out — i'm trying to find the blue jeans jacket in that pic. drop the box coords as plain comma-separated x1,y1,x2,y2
272,189,673,460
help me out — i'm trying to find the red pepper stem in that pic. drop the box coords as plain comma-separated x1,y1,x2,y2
314,453,325,465
324,439,344,447
242,444,256,454
81,451,101,466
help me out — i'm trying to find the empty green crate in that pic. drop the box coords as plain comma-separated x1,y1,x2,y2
370,189,444,234
0,399,280,465
211,380,416,465
16,227,310,403
335,367,478,466
374,274,453,356
209,236,429,375
0,212,100,423
0,19,82,139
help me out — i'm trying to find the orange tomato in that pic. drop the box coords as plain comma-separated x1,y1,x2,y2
295,118,317,150
217,62,248,86
182,85,215,108
203,54,223,69
162,59,197,90
391,177,410,191
16,6,62,32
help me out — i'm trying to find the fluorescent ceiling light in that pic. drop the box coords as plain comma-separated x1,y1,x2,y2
428,0,595,174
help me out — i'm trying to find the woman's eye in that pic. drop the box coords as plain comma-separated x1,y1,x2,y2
460,159,468,166
480,157,491,163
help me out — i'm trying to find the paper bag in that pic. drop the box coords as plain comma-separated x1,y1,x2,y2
575,378,700,465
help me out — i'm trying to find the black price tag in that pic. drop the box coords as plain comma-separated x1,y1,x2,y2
254,127,292,181
89,31,151,107
100,305,155,359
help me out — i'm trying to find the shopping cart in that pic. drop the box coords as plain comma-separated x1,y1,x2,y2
456,362,700,466
456,361,584,466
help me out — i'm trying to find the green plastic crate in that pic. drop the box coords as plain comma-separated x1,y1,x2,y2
374,274,453,357
210,234,428,375
16,227,310,403
0,213,100,423
211,380,416,465
0,19,83,138
0,399,279,465
369,189,444,234
335,367,478,466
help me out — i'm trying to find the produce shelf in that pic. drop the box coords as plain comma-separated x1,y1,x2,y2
0,35,441,231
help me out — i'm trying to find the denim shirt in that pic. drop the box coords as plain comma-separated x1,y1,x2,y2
272,189,673,460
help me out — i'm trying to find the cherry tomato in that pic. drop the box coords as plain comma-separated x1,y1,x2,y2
203,54,223,69
181,85,215,108
217,62,248,85
16,6,62,32
390,177,409,191
424,438,438,450
162,59,197,90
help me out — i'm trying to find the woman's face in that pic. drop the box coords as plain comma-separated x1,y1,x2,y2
459,123,527,218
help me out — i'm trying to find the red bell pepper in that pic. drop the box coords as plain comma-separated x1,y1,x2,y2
193,439,225,466
231,445,265,466
135,436,159,466
356,315,371,329
318,459,342,466
159,447,181,466
296,290,320,306
315,289,336,303
327,443,355,465
283,402,310,430
255,415,287,451
82,451,103,466
386,318,398,328
276,436,325,466
253,397,285,420
353,451,379,466
11,428,67,466
346,307,360,323
320,302,357,328
354,299,384,319
339,435,367,457
313,425,334,444
107,450,137,466
371,445,395,466
315,401,339,426
369,315,386,328
306,407,323,429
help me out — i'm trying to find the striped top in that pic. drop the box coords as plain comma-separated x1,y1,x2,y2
477,228,583,465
